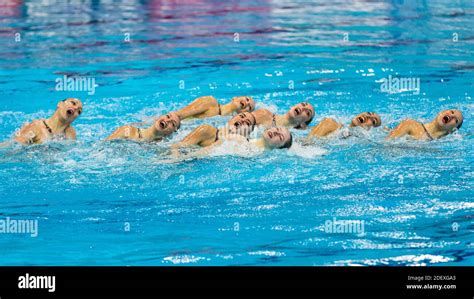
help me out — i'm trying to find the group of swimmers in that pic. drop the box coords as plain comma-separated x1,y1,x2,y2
6,95,464,155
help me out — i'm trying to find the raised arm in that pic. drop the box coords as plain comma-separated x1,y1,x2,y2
175,96,217,119
308,118,343,138
174,125,215,147
171,124,216,156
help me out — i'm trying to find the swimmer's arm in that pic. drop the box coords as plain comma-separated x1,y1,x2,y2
176,96,215,119
14,122,41,145
253,108,273,126
106,126,133,141
308,118,342,138
387,119,416,139
64,126,77,140
171,125,214,156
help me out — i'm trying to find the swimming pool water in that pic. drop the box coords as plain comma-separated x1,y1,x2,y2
0,0,473,265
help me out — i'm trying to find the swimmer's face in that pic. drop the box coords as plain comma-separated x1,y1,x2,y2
228,112,255,136
232,96,255,113
436,109,463,132
287,102,314,129
153,112,181,136
263,127,292,149
57,98,83,122
350,112,381,129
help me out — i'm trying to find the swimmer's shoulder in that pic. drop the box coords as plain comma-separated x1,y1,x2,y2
253,108,273,117
191,124,218,140
107,125,138,140
253,108,274,125
397,118,424,132
20,119,42,129
18,119,45,134
194,124,218,146
197,95,218,105
399,118,420,126
387,118,424,139
309,117,342,138
117,125,136,133
321,117,343,128
194,96,221,118
195,124,217,134
14,119,44,144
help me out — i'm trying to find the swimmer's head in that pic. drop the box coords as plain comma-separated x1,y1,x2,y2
350,112,381,129
287,102,314,129
228,112,256,136
263,127,292,149
57,98,83,122
436,109,463,132
231,96,255,113
153,112,181,136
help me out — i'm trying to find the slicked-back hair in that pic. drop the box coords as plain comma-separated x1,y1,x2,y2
280,133,293,149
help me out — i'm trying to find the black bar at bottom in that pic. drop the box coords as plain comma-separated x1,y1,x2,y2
0,266,471,298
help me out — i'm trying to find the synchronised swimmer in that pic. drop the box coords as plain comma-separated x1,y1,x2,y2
387,110,463,140
4,96,464,154
13,98,82,145
308,112,382,138
172,112,256,149
106,112,181,142
252,102,314,129
176,95,255,119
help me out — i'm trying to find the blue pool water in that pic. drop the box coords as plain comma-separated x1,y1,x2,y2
0,0,473,266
